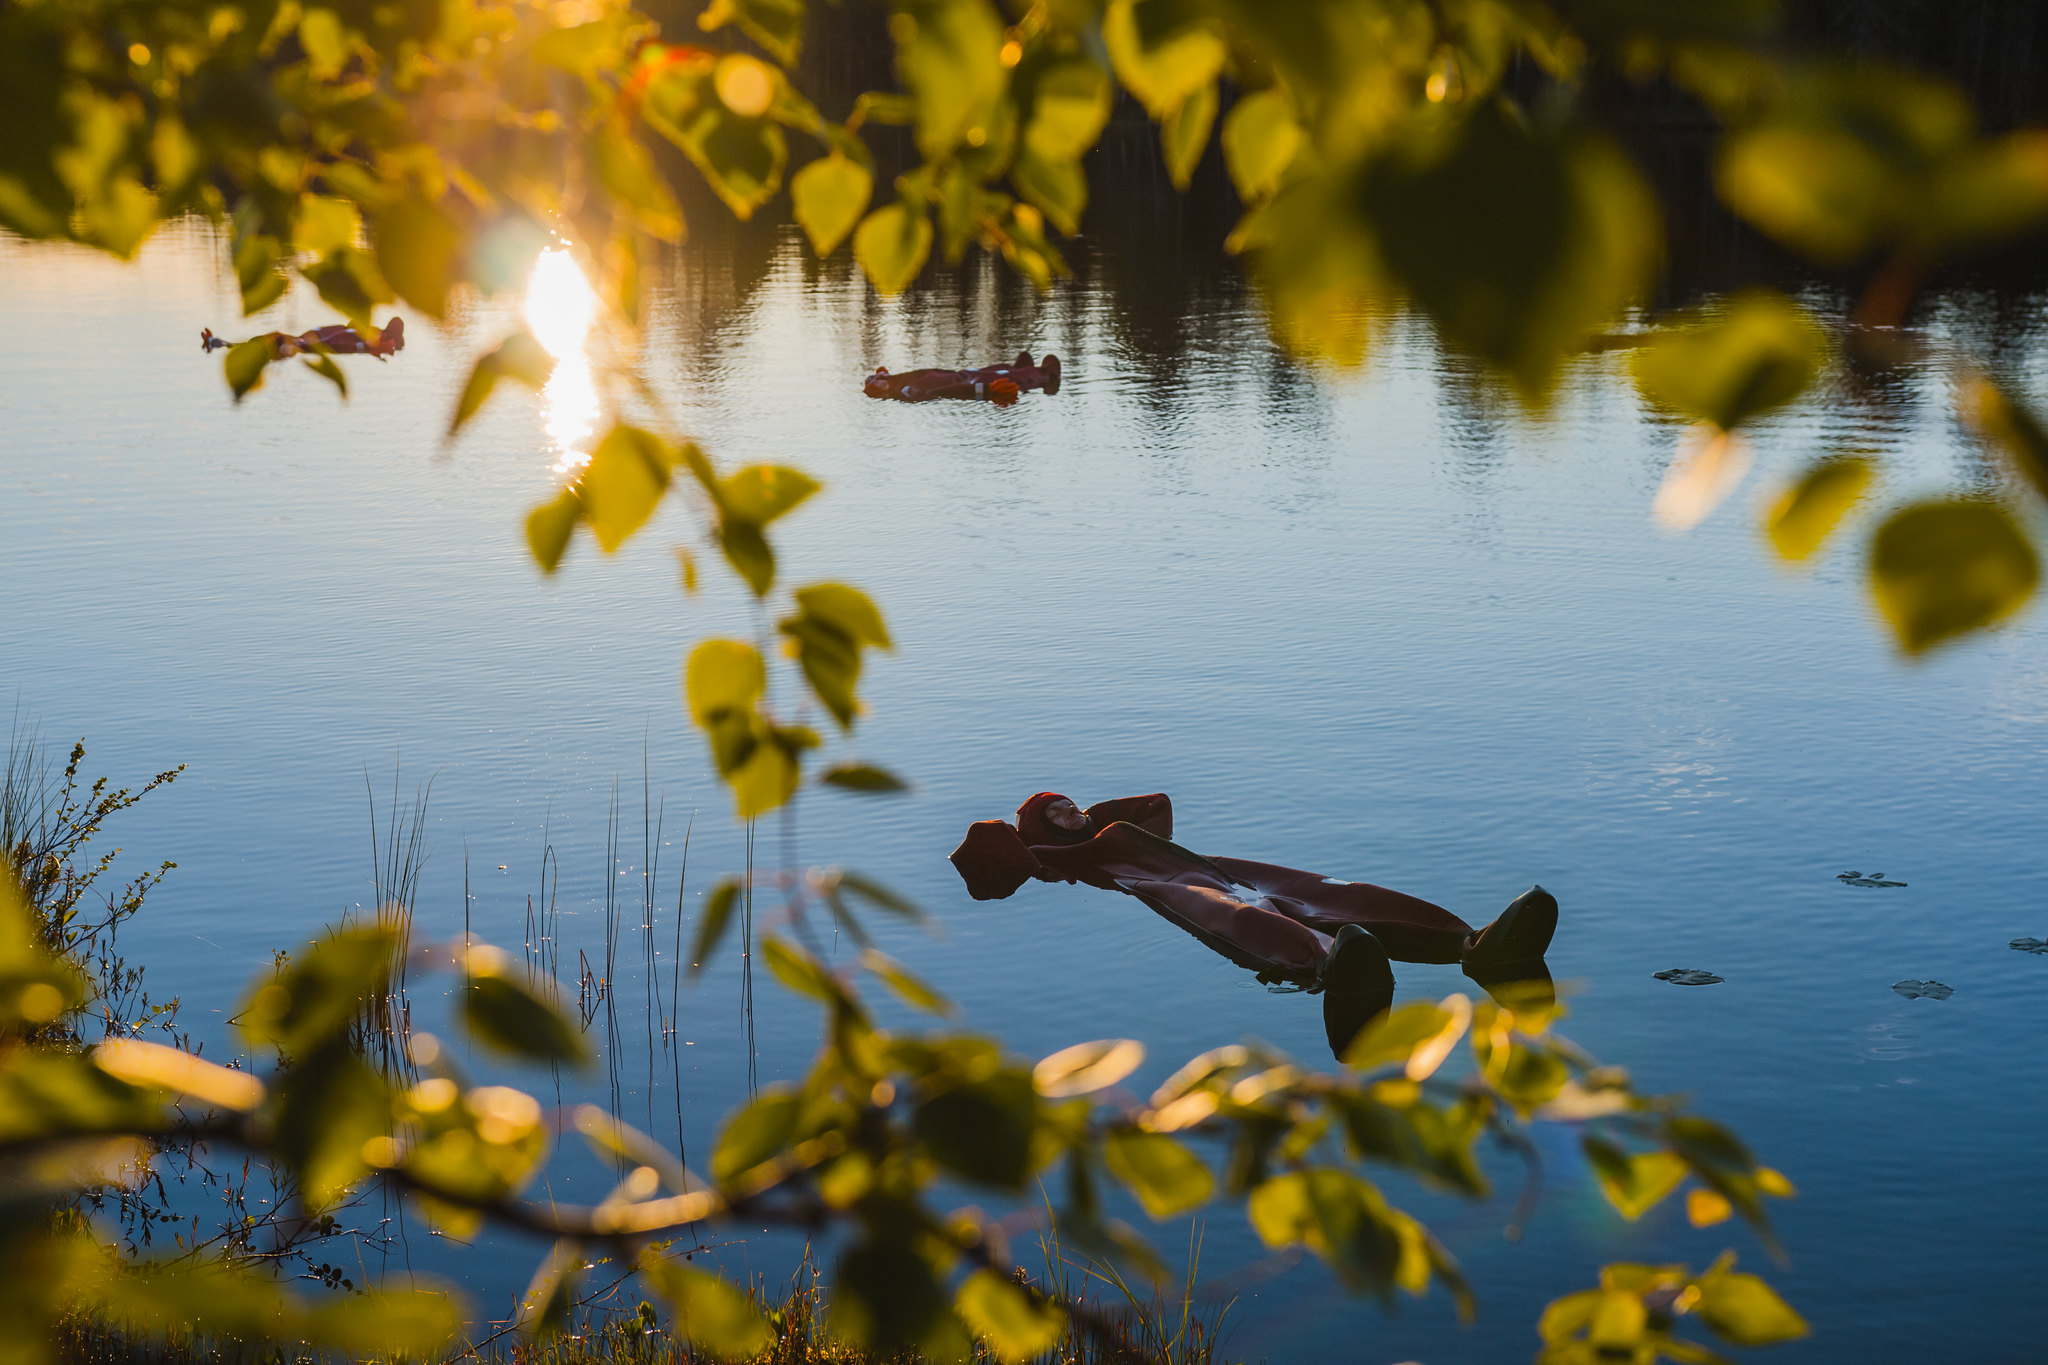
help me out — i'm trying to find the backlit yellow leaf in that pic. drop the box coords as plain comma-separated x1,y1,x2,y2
853,202,932,295
791,154,873,258
577,425,673,552
1766,454,1873,562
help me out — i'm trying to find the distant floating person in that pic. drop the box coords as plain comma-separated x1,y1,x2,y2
201,317,406,360
864,351,1061,405
1837,870,1907,887
949,791,1557,1058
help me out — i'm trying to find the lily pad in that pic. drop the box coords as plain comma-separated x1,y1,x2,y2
1653,968,1724,986
1891,979,1953,999
1838,871,1908,887
2009,937,2048,955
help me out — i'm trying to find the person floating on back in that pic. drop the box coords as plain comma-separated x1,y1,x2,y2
864,351,1061,405
950,791,1558,1059
201,316,406,360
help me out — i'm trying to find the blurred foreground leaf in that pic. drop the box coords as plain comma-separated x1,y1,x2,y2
1631,292,1824,431
1766,455,1874,562
1870,499,2039,654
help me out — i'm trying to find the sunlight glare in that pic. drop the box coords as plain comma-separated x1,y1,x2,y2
524,247,600,473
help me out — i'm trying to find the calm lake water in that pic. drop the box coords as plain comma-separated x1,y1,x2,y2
4,222,2047,1362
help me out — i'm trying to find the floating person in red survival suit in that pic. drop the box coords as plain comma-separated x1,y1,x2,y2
864,351,1061,405
949,792,1558,1059
201,317,406,359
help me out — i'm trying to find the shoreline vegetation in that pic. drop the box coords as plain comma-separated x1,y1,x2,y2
4,729,1805,1365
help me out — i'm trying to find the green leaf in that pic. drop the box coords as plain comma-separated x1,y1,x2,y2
720,464,820,525
0,867,89,1025
1719,125,1888,263
525,490,581,573
239,925,398,1056
1359,101,1658,400
0,1050,161,1147
1161,81,1218,191
98,1260,294,1340
794,583,892,648
830,1245,966,1359
820,761,909,793
1102,1130,1213,1218
578,424,674,552
792,154,873,258
838,871,921,920
860,949,953,1016
224,338,274,401
1342,998,1468,1076
777,585,889,729
761,935,842,1005
1588,1289,1648,1353
1032,1038,1144,1098
696,0,807,67
1963,375,2048,502
375,193,462,318
1870,498,2040,654
1222,87,1303,202
1011,149,1087,236
955,1269,1063,1364
778,614,860,727
1631,292,1824,431
1766,454,1874,562
689,876,743,978
272,1046,390,1209
1693,1266,1810,1347
1237,175,1383,367
710,1084,801,1185
1582,1136,1688,1220
1715,65,1975,263
1104,0,1226,120
452,331,557,438
893,0,1005,159
1246,1168,1432,1296
1919,131,2048,252
301,245,393,330
640,1258,774,1357
1537,1288,1602,1346
465,968,590,1066
853,201,933,296
233,232,289,315
1025,60,1113,163
914,1070,1039,1191
299,351,348,398
293,193,361,257
517,1240,581,1338
596,125,685,242
303,1288,462,1355
718,516,777,596
728,727,801,818
299,7,349,78
658,92,788,220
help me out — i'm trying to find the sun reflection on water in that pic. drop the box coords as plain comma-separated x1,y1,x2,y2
524,248,600,473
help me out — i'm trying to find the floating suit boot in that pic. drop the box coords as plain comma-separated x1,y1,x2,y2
1320,924,1396,1059
1461,885,1558,972
1459,885,1559,1018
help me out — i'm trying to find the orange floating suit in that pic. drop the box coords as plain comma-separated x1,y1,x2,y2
950,792,1557,1057
864,352,1061,403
